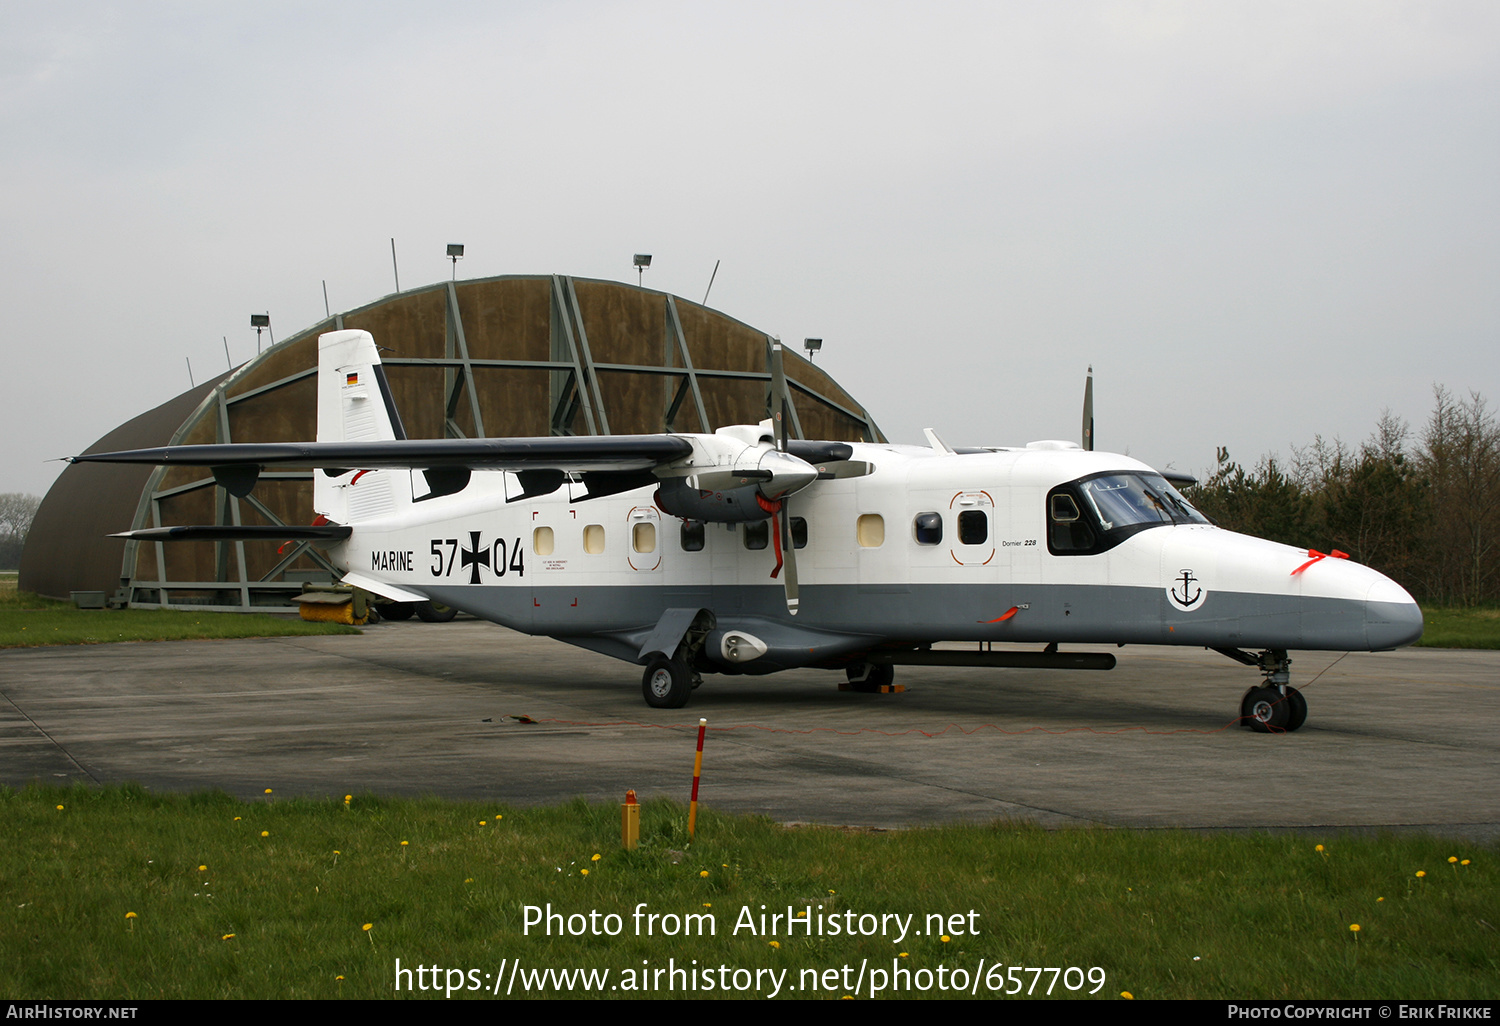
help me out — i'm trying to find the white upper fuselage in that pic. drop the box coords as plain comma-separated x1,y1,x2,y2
330,439,1422,655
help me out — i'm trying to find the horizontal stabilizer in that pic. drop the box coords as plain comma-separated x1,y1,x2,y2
340,571,426,604
109,525,353,543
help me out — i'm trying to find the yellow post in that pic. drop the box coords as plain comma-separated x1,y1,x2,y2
688,718,707,840
621,789,639,850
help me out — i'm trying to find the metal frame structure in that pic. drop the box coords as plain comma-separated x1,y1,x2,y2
106,275,883,611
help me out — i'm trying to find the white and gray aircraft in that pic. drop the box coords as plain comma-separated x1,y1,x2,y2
73,330,1424,731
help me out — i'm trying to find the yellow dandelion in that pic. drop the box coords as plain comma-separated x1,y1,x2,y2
898,952,908,958
591,853,601,862
941,934,951,943
265,789,272,794
769,941,780,949
233,816,241,821
703,903,712,908
1315,844,1324,852
1462,860,1471,866
1121,991,1134,1000
198,865,207,872
465,878,473,883
260,831,269,838
580,869,589,876
333,850,341,855
1449,856,1458,863
56,805,64,811
363,923,373,931
401,840,409,846
1378,897,1385,902
344,795,352,802
222,934,235,941
336,976,344,981
479,821,486,826
125,912,137,919
1416,870,1426,878
1349,924,1360,933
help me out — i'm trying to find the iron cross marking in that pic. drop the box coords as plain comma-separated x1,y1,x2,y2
460,531,490,584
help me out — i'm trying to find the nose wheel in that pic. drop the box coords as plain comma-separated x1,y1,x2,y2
1218,648,1308,732
1240,684,1306,732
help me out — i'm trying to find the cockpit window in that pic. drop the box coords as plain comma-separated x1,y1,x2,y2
1048,472,1208,555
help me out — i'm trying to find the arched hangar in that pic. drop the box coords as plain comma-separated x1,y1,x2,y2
21,275,883,609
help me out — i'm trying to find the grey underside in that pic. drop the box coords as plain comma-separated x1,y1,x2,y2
419,582,1422,672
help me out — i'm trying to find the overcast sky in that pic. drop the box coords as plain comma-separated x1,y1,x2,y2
3,1,1497,499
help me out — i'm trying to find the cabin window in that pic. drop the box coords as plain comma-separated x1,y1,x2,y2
632,522,656,554
913,512,942,545
583,524,605,554
790,516,808,549
744,520,769,550
958,509,988,545
532,526,554,556
680,520,705,552
857,513,885,548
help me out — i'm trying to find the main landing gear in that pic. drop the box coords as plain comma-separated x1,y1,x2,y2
844,662,896,693
641,655,703,709
1218,648,1307,732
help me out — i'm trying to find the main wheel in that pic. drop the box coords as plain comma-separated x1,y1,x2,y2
642,657,692,709
846,663,895,693
416,601,457,623
382,602,416,621
1245,686,1290,733
1283,686,1308,732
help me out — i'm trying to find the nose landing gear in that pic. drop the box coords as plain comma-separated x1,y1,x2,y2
1218,648,1308,732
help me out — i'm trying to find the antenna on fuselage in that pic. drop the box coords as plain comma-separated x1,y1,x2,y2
1082,365,1094,451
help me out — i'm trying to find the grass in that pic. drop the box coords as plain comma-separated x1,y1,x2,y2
1415,606,1500,649
0,785,1494,1001
0,583,359,647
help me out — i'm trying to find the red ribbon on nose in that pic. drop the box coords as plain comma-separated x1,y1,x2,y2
1290,549,1349,575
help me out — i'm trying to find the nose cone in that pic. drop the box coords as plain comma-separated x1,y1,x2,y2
758,449,818,499
1365,578,1424,649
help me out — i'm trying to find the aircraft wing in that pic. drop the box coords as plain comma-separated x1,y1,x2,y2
69,435,695,473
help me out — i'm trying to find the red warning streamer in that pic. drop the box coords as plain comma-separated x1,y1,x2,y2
1291,549,1349,575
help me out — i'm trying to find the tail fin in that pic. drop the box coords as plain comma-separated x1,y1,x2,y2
314,330,409,523
316,330,406,443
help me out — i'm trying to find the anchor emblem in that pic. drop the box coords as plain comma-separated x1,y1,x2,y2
1169,568,1204,610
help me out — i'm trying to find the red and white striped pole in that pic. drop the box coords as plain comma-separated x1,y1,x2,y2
688,718,707,839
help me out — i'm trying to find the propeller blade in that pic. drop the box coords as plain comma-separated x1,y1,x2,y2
770,338,790,452
780,503,800,616
1082,365,1094,452
688,468,773,491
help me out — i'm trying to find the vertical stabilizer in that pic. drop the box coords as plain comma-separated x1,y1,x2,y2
314,330,408,523
317,330,405,443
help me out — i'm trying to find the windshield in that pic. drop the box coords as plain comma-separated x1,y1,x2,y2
1078,474,1209,531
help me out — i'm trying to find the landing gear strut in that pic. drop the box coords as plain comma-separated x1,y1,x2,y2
845,662,895,693
1219,648,1307,732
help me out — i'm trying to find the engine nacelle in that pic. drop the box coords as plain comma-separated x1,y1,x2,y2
656,478,771,523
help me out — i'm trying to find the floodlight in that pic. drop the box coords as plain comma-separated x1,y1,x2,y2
447,243,465,279
803,338,823,360
634,253,652,286
250,313,271,355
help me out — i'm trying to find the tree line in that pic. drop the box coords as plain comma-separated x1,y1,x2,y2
0,493,41,571
1185,388,1500,607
